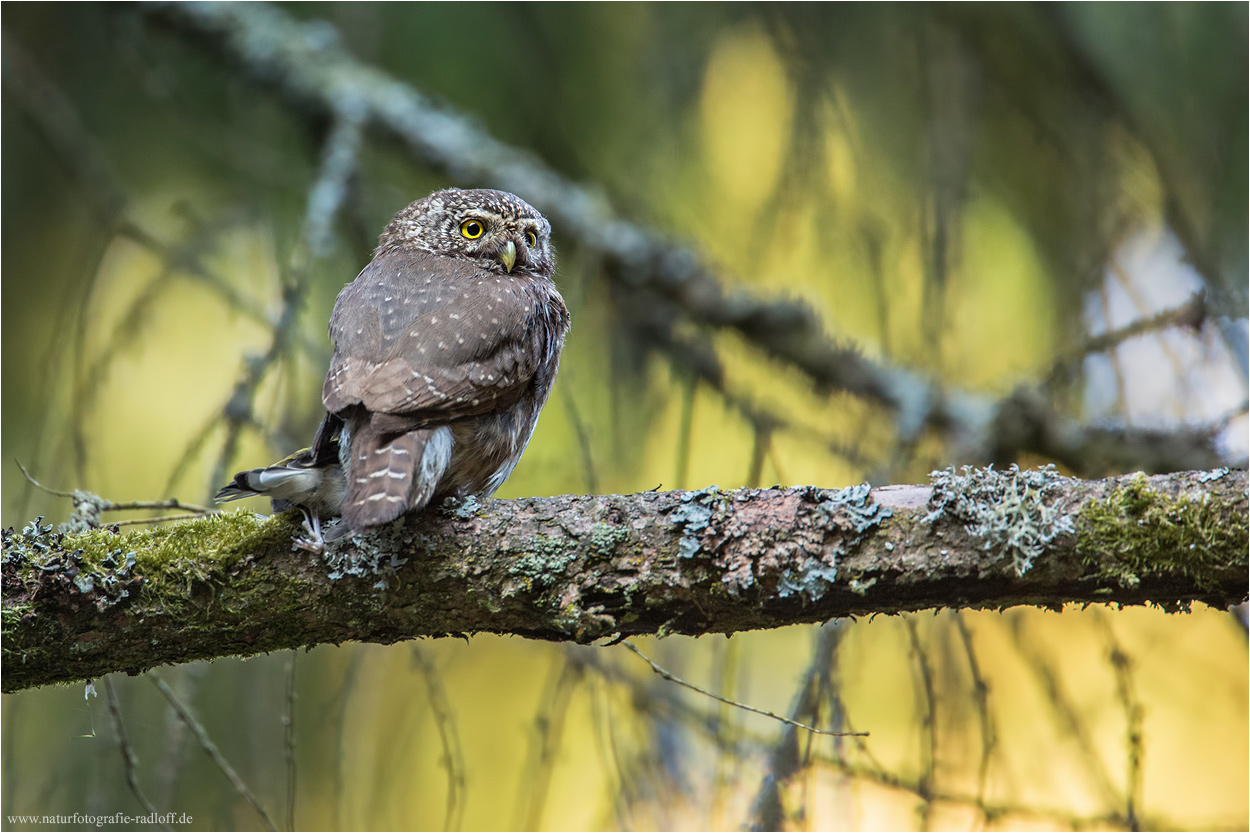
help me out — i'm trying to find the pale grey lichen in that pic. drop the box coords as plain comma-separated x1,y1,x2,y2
588,523,627,558
507,534,578,592
719,483,892,601
925,464,1073,576
1197,467,1230,483
668,485,726,560
776,562,839,601
444,494,483,519
770,483,893,601
322,533,409,582
60,491,108,534
812,483,893,536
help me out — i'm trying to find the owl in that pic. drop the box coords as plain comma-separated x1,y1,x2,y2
216,188,569,544
310,188,570,535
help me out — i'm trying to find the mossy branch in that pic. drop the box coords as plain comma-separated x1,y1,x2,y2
3,468,1245,693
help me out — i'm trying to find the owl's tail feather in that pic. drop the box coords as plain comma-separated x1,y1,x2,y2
342,423,453,531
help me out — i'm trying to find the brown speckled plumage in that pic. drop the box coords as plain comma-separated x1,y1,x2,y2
316,188,569,533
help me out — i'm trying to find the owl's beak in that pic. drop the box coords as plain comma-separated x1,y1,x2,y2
498,240,517,273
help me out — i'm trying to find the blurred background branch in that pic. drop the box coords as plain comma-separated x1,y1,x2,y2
137,1,1240,482
3,3,1245,830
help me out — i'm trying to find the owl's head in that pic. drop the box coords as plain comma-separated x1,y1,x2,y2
378,188,556,278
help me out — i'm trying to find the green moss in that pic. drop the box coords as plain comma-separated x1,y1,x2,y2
1,602,31,632
1076,475,1248,589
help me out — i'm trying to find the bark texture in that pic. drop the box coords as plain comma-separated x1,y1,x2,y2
3,468,1246,693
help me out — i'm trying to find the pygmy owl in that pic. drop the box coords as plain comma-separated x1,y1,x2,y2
309,188,570,534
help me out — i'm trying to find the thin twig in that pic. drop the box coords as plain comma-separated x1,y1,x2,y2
331,647,367,832
1110,262,1193,415
904,617,938,829
18,461,215,519
516,655,583,830
580,635,1179,830
583,669,630,830
205,103,365,494
674,377,696,490
151,673,279,832
560,383,599,495
154,665,206,813
1007,612,1120,808
109,499,215,513
113,514,210,527
103,677,162,821
953,611,997,824
749,621,848,831
144,0,1233,477
15,461,78,498
283,652,297,833
411,647,467,832
1047,291,1208,387
622,642,866,739
1094,611,1143,833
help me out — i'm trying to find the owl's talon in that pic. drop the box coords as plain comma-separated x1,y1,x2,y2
293,509,325,554
293,535,324,554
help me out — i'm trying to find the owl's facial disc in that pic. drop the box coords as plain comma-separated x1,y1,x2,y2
377,188,554,278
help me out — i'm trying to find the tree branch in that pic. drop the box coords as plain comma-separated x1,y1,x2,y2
3,467,1244,693
135,1,1235,476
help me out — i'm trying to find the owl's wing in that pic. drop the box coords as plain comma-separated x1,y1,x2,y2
323,249,543,426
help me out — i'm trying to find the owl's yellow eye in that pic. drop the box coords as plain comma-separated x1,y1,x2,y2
525,231,538,249
460,219,485,239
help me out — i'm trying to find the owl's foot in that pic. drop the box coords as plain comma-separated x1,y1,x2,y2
293,510,325,554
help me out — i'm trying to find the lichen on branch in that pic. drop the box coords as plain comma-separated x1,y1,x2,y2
2,468,1245,693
